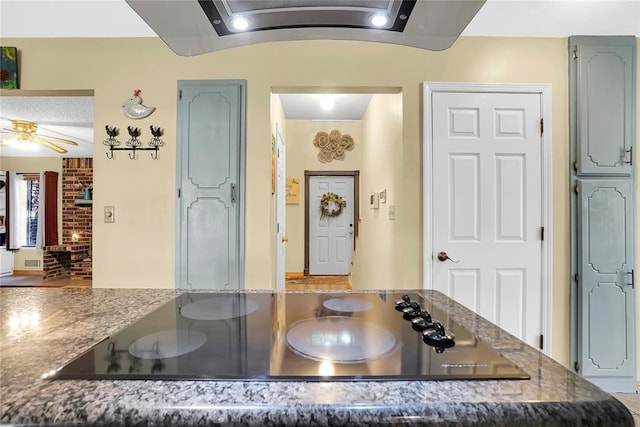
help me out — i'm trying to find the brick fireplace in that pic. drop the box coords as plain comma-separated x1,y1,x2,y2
43,158,93,280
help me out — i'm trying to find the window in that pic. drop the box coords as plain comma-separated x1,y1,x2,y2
19,176,39,247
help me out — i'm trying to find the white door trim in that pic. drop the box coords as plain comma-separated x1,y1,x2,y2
422,82,553,355
275,124,286,290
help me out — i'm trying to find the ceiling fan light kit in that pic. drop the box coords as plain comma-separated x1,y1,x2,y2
0,119,79,154
103,125,165,160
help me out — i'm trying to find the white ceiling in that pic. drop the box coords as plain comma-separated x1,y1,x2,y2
279,94,373,121
0,0,638,156
0,0,638,38
0,96,94,157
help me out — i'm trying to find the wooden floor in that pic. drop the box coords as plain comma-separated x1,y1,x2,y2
0,275,91,288
0,274,349,291
285,274,351,291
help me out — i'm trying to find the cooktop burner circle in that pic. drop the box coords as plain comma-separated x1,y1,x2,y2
180,296,259,320
322,297,373,313
286,316,397,363
128,329,207,360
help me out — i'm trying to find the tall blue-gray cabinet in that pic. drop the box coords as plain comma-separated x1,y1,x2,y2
176,80,246,289
570,36,637,393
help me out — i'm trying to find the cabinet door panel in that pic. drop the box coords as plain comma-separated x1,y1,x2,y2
177,81,245,289
576,44,634,175
577,179,636,392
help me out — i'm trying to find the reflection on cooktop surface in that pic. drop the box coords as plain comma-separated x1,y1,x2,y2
322,297,373,313
286,316,396,362
50,292,530,381
128,329,207,359
180,295,259,320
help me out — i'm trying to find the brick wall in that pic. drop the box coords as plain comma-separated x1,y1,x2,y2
61,158,92,279
43,250,70,280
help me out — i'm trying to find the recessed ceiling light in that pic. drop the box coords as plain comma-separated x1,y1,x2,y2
320,94,335,111
231,15,249,31
370,13,389,28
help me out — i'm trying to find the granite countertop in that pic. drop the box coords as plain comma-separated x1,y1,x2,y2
0,288,633,426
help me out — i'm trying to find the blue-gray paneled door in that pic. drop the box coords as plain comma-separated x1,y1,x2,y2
570,36,637,393
577,179,636,391
176,80,246,289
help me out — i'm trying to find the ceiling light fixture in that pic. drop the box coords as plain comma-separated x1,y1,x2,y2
230,15,249,31
320,94,335,111
1,120,78,153
370,13,389,27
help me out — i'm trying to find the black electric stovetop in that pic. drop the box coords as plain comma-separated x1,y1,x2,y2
50,292,529,381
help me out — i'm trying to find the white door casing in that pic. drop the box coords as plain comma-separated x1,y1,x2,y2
308,175,355,275
275,125,286,290
423,83,552,353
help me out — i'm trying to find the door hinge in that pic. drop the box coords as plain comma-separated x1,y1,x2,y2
573,183,579,194
178,188,181,198
231,183,237,203
572,48,577,60
574,273,579,283
540,118,544,135
179,89,182,101
628,269,635,289
540,226,545,241
572,160,578,172
573,361,580,372
539,334,544,350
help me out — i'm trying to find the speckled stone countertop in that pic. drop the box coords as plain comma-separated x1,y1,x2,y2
0,288,633,426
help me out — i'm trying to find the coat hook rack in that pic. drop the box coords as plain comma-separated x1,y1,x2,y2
103,125,165,160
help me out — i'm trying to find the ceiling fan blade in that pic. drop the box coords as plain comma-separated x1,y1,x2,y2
0,134,19,144
2,128,18,133
33,136,68,153
34,133,78,145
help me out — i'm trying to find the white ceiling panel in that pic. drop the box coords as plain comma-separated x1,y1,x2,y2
279,94,373,120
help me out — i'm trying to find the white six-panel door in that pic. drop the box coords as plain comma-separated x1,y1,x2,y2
426,86,550,350
308,175,354,275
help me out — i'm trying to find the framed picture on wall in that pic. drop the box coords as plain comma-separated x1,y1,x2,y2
369,192,379,209
0,47,18,89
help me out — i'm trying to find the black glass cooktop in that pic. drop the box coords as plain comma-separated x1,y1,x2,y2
50,292,529,381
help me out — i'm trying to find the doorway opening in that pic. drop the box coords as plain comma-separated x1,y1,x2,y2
270,88,403,290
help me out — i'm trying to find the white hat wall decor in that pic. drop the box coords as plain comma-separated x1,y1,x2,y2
122,89,156,120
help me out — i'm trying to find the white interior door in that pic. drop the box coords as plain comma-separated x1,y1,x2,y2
426,86,548,350
275,126,286,290
309,175,354,275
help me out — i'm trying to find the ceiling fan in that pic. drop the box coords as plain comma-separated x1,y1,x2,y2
0,119,79,154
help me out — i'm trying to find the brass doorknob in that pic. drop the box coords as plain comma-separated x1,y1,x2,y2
281,236,288,242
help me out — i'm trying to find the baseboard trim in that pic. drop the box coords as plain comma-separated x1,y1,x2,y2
285,272,304,278
13,270,44,276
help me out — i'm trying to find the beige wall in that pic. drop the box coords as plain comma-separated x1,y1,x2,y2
0,156,63,270
284,120,363,273
3,36,639,371
350,93,403,289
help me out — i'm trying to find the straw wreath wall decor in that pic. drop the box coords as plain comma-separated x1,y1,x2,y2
313,130,355,162
319,192,347,219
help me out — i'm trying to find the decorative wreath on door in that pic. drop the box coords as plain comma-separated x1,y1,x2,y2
320,192,347,219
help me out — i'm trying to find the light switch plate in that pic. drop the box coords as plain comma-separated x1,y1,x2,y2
104,206,115,223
